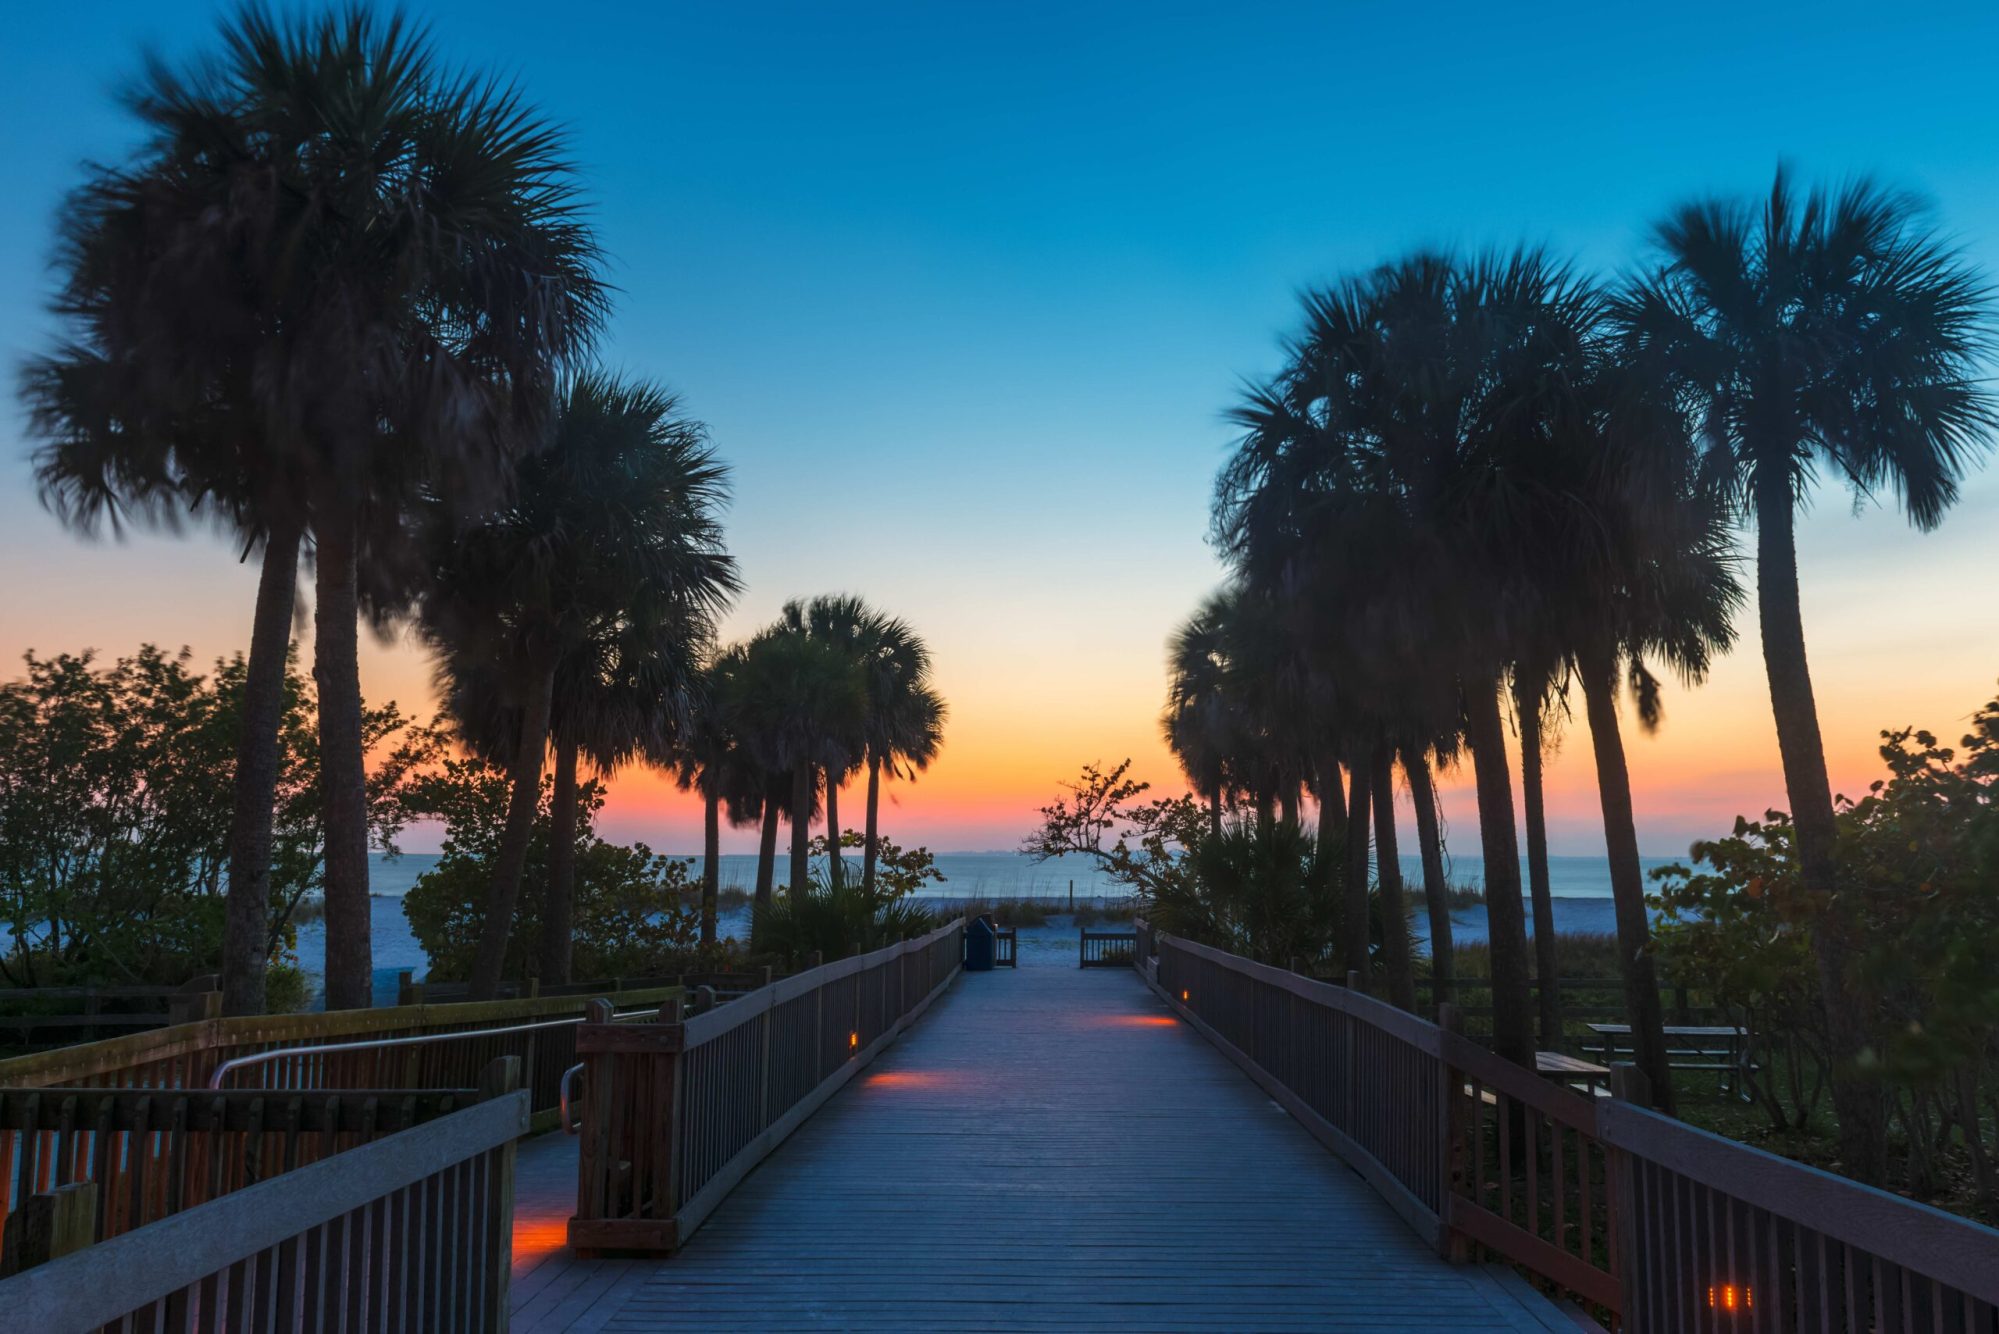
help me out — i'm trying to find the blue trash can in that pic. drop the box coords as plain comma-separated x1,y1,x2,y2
964,915,997,971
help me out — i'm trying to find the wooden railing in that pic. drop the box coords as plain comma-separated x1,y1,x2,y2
400,968,781,1007
0,1069,527,1331
0,1083,485,1262
569,919,966,1253
1079,930,1138,968
1135,922,1999,1331
1601,1099,1999,1330
0,985,682,1131
0,981,213,1050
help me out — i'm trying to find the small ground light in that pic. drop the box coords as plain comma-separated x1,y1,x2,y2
849,1031,859,1051
1181,989,1190,1001
1708,1284,1751,1314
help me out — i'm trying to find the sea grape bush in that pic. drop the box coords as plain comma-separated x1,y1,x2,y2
0,646,428,999
398,752,708,982
1651,686,1999,1210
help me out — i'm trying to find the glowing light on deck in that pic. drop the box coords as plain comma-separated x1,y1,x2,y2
1707,1284,1752,1313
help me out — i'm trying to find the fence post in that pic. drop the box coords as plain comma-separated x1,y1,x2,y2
0,1183,97,1276
1605,1061,1648,1331
477,1057,522,1323
1435,1003,1469,1262
1346,969,1364,994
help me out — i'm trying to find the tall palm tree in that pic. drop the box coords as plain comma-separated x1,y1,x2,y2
673,647,763,944
730,627,867,900
1512,656,1566,1046
424,374,736,1000
776,597,943,893
25,9,609,1012
1400,740,1456,1009
1619,170,1994,1162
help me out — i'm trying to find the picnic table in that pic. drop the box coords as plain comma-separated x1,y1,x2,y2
1534,1050,1611,1096
1586,1022,1751,1097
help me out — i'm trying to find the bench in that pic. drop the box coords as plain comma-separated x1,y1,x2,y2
1586,1023,1753,1098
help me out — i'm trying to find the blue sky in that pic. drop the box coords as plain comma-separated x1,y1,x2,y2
4,2,1998,856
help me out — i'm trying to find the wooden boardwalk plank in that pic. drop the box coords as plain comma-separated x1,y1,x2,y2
513,962,1570,1331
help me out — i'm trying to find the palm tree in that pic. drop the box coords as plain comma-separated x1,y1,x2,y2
424,374,736,1000
776,597,943,893
730,627,867,900
1400,740,1456,1009
25,9,609,1012
1619,170,1995,1162
1512,655,1566,1046
673,647,763,944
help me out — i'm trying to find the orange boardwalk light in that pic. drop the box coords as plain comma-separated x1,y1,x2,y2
1707,1284,1752,1314
849,1031,859,1051
1180,989,1190,1002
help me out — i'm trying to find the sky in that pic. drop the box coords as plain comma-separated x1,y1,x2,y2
3,1,1998,860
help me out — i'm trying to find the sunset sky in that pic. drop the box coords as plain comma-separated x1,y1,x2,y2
4,2,1997,861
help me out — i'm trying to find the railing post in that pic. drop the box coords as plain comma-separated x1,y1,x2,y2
1435,1003,1468,1262
0,1183,96,1276
1605,1061,1648,1331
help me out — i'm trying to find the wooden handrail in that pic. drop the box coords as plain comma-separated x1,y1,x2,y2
0,983,683,1133
1134,921,1999,1329
0,1081,528,1329
569,919,967,1254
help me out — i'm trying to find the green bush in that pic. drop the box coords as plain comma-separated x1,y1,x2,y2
750,876,935,966
400,755,710,982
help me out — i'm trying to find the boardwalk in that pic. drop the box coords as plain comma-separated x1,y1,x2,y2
511,957,1572,1332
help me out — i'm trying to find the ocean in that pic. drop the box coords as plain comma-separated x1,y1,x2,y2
297,849,1678,1001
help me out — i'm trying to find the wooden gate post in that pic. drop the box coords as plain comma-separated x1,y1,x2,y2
0,1183,97,1277
569,998,685,1255
1434,1003,1469,1262
1604,1062,1648,1332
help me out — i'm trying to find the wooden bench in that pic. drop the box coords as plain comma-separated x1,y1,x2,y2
1586,1023,1753,1097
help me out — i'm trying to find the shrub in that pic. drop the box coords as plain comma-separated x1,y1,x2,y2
400,756,708,982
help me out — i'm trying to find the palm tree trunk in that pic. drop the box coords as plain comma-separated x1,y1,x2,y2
863,751,883,894
701,786,721,945
538,727,580,986
1517,686,1563,1047
1208,790,1222,839
825,766,842,889
1279,784,1299,831
1463,677,1533,1070
1402,744,1454,1011
1755,478,1882,1174
1369,744,1415,1010
313,503,372,1012
1317,755,1347,846
789,766,812,898
222,519,301,1017
1343,759,1372,984
755,795,779,910
1578,641,1676,1114
469,654,555,1001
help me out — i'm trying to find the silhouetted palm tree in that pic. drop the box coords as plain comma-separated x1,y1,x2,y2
730,627,867,901
673,647,764,944
424,374,735,999
776,597,943,893
24,9,609,1011
1619,170,1995,1161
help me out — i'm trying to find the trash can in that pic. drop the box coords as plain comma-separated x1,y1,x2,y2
964,915,997,971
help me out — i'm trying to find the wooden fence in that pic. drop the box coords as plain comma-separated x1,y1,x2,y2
569,919,966,1254
1134,921,1999,1332
0,985,682,1132
0,978,221,1050
0,1084,483,1261
398,969,780,1008
0,1072,527,1331
1079,930,1137,968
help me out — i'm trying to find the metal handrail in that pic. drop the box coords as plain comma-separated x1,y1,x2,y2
206,1006,663,1090
560,1061,586,1134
